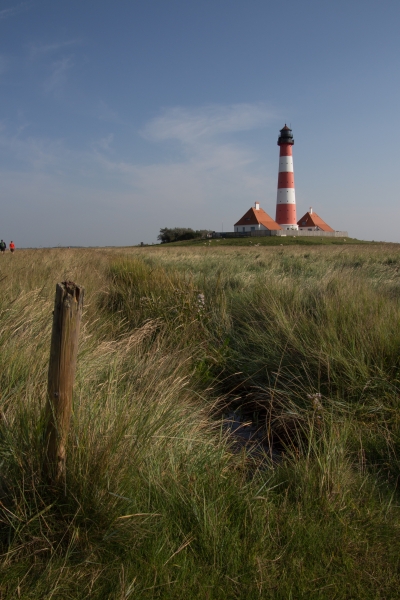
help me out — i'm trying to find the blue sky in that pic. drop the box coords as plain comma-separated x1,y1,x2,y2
1,0,399,246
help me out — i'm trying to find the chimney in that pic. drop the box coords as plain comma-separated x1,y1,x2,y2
255,202,260,210
310,207,313,214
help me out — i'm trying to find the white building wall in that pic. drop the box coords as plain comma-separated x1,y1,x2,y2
235,224,268,232
298,226,321,231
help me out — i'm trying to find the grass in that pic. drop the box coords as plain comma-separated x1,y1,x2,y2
162,235,370,247
0,244,399,598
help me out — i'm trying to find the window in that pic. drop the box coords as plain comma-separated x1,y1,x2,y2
251,227,255,231
242,227,245,232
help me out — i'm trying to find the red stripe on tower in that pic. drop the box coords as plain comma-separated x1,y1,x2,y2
275,124,298,229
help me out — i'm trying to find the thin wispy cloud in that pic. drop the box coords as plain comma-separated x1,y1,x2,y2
0,130,70,170
29,39,81,60
83,103,273,187
143,103,276,144
91,133,115,153
44,56,74,94
0,2,31,21
0,103,277,244
93,103,275,221
0,102,275,189
95,100,122,124
0,55,8,76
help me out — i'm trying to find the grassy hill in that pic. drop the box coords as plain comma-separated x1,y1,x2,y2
162,235,372,247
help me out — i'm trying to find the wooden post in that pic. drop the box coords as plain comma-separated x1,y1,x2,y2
44,281,84,482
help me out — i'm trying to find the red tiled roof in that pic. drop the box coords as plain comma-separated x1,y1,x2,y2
297,211,334,232
234,207,282,230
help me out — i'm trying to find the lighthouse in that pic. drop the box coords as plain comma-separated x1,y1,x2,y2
276,124,298,230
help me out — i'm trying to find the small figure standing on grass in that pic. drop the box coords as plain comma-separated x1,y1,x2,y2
9,241,15,253
0,240,6,253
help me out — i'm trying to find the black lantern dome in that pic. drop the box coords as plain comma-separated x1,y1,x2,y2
277,124,294,146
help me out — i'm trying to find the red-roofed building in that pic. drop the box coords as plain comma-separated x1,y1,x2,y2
297,208,334,232
234,202,282,233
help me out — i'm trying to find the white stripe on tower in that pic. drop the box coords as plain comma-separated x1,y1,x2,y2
278,156,293,172
275,124,298,229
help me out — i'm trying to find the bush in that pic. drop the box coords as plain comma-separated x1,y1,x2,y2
158,227,211,243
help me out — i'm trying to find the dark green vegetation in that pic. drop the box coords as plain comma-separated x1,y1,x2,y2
0,245,399,598
165,235,371,246
158,227,212,243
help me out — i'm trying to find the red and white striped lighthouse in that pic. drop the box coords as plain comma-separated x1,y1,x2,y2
275,124,298,230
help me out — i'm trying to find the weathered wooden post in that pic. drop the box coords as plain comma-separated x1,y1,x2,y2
44,281,84,482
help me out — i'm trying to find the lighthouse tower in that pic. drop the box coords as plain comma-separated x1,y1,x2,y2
275,124,298,230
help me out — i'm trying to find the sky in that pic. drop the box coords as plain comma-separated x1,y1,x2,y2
0,0,399,246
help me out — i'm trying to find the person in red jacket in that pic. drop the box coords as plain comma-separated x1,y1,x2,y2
9,241,15,253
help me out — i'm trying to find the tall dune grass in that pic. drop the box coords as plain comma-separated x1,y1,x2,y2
0,246,399,598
